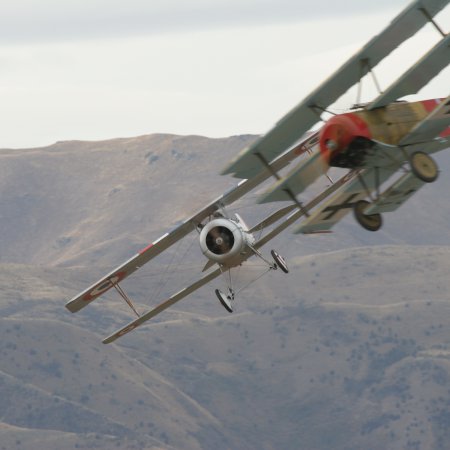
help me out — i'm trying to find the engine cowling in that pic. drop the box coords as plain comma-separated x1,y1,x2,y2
199,218,253,265
319,112,372,165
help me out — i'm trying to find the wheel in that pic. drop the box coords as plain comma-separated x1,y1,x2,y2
271,250,289,273
410,151,438,183
215,289,233,313
353,200,382,232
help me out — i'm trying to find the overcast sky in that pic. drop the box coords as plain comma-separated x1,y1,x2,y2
1,0,449,148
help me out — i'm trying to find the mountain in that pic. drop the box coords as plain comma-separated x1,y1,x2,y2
1,134,450,450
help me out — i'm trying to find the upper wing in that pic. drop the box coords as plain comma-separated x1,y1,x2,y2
221,0,449,180
66,132,318,313
368,34,450,110
66,222,198,313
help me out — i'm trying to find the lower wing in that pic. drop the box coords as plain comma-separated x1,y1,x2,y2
103,267,222,344
295,167,395,234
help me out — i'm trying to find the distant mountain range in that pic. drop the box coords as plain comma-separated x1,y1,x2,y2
1,134,450,450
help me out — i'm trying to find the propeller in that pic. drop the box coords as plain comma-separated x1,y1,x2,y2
205,226,235,255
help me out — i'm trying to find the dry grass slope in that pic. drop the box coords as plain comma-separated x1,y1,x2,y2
1,134,450,449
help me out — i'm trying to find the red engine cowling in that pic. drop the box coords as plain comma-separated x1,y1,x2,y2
319,113,371,164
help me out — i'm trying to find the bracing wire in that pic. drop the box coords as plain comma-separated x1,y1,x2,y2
147,232,197,305
147,239,182,305
138,265,206,278
234,266,273,296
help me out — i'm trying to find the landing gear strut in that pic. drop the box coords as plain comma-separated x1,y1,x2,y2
353,200,382,232
215,249,289,312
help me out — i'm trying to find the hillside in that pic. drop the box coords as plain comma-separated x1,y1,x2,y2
1,134,450,449
2,133,450,268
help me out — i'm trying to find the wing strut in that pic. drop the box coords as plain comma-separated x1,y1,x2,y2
419,6,446,37
254,152,311,217
356,59,383,106
112,281,141,318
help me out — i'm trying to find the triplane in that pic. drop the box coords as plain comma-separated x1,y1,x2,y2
67,0,450,343
223,0,450,235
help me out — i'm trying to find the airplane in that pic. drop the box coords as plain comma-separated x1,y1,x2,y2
67,0,449,343
66,132,350,344
222,0,450,234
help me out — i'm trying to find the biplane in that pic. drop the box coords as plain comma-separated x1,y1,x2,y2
67,0,450,343
66,132,349,343
223,0,450,234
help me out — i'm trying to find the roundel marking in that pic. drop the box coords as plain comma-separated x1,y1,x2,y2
82,271,127,301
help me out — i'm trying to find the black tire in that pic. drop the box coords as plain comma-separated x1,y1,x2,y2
271,250,289,273
215,289,233,313
353,200,382,232
410,151,438,183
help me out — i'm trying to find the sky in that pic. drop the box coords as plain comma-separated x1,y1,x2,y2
0,0,449,148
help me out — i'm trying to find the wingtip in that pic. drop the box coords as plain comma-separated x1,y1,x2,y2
65,299,82,313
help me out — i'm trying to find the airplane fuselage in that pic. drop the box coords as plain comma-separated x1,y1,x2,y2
319,98,450,168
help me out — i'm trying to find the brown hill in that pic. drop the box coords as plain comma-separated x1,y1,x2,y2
1,134,450,449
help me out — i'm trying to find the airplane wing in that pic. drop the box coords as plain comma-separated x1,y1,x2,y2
102,267,222,344
222,0,449,180
66,132,318,313
368,34,450,110
295,167,396,234
66,223,200,313
364,171,426,215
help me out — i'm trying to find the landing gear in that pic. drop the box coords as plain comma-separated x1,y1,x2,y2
215,248,289,312
271,250,289,273
410,151,438,183
215,288,234,313
353,200,382,232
